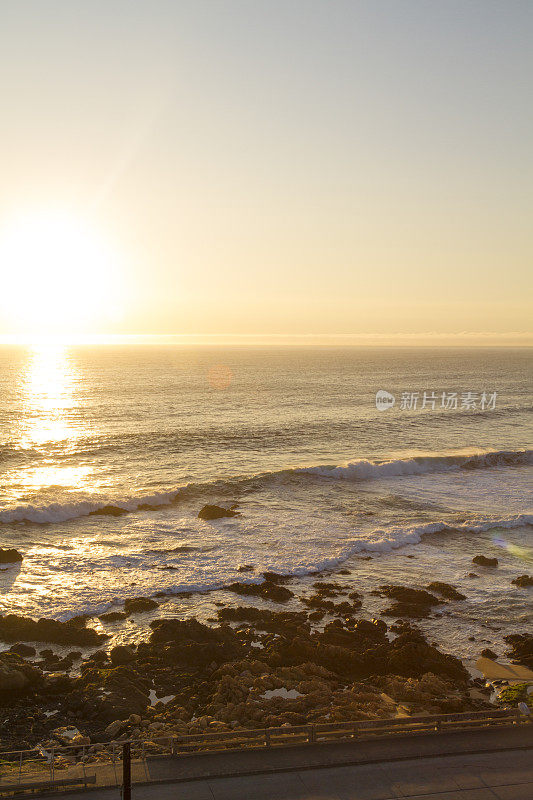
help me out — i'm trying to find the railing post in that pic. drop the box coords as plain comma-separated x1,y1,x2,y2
51,747,55,785
18,750,22,784
142,739,149,780
111,742,118,786
122,742,131,800
265,729,270,748
81,745,87,786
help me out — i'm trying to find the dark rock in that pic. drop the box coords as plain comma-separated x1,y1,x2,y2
0,614,108,646
426,582,467,601
149,618,242,669
226,581,294,603
99,611,128,622
0,548,23,564
123,597,159,615
348,591,363,601
302,595,359,615
472,555,498,567
237,565,254,572
378,585,443,618
312,582,340,597
262,571,293,584
98,666,151,720
89,505,128,517
217,606,308,635
86,650,109,664
198,505,238,520
511,575,533,588
504,633,533,669
110,645,136,666
480,648,498,659
0,653,44,701
9,643,36,657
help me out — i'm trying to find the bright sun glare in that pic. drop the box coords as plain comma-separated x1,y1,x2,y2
0,210,123,341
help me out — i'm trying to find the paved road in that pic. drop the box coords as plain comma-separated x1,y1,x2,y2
43,747,533,799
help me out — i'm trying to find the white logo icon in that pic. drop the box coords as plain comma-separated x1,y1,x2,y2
376,390,395,411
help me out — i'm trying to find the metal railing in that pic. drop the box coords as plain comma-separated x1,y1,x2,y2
0,707,528,795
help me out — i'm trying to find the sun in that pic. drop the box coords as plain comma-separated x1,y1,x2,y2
0,210,124,342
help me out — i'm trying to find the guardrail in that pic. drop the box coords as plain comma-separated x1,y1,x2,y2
0,707,529,796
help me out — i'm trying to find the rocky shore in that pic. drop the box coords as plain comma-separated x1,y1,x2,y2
1,570,531,755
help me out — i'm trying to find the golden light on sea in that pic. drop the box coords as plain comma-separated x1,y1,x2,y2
16,344,93,494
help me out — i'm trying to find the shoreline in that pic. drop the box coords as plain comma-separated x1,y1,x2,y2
3,521,530,665
1,553,531,755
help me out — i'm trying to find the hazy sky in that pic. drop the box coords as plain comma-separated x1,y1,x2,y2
1,0,532,343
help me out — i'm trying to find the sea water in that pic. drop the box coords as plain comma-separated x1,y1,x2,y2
0,345,531,658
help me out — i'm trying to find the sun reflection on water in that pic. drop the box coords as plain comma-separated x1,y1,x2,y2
16,344,92,492
20,344,76,443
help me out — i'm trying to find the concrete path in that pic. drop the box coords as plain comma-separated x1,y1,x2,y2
145,725,533,782
41,747,533,799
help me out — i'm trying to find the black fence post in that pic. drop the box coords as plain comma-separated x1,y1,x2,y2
122,742,131,800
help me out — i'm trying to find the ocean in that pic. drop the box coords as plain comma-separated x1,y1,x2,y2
0,345,531,661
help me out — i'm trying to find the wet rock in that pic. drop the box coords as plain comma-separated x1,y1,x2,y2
480,648,498,659
0,548,23,564
426,582,466,601
226,581,294,603
198,505,238,520
0,614,108,646
377,585,443,618
472,555,498,567
238,565,254,572
123,597,159,615
512,575,533,588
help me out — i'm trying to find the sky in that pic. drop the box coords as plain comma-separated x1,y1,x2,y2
0,0,532,344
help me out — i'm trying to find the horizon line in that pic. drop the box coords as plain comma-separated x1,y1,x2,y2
0,332,532,347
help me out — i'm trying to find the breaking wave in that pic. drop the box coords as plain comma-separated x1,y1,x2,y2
1,448,531,524
299,449,533,481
